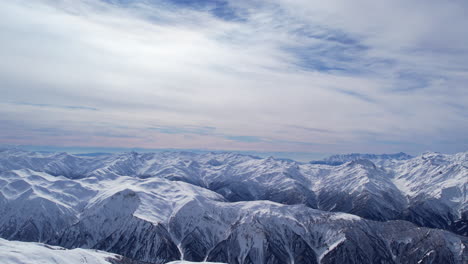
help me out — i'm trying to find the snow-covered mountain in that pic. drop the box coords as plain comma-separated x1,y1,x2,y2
392,152,468,235
0,238,145,264
310,152,413,166
0,149,466,264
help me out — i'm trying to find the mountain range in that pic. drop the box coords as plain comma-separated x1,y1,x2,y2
0,149,466,264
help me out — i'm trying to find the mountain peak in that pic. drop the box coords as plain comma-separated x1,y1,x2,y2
347,159,377,169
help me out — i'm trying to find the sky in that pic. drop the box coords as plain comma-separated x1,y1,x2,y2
1,0,467,160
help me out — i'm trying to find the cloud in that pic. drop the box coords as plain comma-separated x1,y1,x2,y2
11,102,99,111
0,0,467,155
149,126,216,135
225,136,263,143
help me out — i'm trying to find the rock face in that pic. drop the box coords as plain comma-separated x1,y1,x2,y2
0,149,467,264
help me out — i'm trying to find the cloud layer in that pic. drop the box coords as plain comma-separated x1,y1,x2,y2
1,0,467,155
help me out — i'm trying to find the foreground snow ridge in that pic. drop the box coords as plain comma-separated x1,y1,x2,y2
0,149,466,264
0,238,120,264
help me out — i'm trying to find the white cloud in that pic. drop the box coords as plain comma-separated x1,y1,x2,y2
0,0,467,154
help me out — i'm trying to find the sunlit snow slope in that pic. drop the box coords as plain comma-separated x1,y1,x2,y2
0,238,144,264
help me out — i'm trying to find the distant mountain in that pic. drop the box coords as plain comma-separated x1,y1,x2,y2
310,152,413,165
0,149,466,264
74,152,112,157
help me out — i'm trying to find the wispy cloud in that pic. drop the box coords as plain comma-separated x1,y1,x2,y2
11,102,99,111
225,135,263,143
149,126,216,135
0,0,467,155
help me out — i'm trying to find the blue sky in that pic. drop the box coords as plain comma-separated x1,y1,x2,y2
0,0,467,159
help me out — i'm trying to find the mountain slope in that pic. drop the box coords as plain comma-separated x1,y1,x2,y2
0,238,145,264
2,171,465,264
392,152,468,235
0,149,466,235
0,149,466,264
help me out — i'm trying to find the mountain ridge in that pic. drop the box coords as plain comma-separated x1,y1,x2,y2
310,152,413,166
0,148,466,263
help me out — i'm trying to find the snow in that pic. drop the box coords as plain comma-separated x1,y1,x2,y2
328,212,361,221
310,152,413,166
391,151,468,213
1,149,466,227
0,238,118,264
0,148,466,263
316,236,346,262
166,260,225,264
